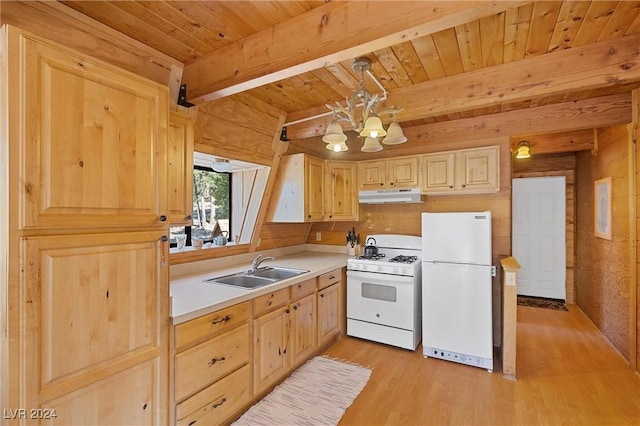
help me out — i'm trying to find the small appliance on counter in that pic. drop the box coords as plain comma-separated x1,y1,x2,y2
346,234,422,350
421,211,495,371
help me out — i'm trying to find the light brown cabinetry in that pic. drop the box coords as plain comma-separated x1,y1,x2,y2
317,270,342,347
325,160,358,221
3,27,170,424
358,156,420,190
173,301,251,426
268,154,357,222
267,154,324,222
168,111,194,225
422,146,500,194
290,279,317,367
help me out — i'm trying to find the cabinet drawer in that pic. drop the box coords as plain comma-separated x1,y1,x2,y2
317,269,341,290
175,302,250,352
176,364,251,425
175,324,250,402
253,288,289,317
290,278,316,300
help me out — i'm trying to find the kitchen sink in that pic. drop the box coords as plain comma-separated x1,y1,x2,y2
250,266,308,280
204,266,308,289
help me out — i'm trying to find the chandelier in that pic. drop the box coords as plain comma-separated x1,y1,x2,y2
322,57,406,152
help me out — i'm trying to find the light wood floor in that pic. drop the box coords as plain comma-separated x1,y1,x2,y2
323,305,640,425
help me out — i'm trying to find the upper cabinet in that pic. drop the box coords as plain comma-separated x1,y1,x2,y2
358,156,419,190
422,146,500,195
267,154,357,222
168,111,194,225
324,161,358,221
17,32,168,230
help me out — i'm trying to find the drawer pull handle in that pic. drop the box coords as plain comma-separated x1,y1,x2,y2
329,275,335,280
320,293,325,298
212,398,227,409
208,356,226,366
211,315,231,325
188,421,197,426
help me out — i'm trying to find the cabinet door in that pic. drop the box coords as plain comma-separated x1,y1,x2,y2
17,231,168,420
304,156,325,221
455,146,500,193
290,293,317,367
358,160,386,190
422,152,456,194
326,161,358,221
19,33,168,230
253,307,289,395
45,359,161,426
317,283,340,347
167,111,194,225
387,157,419,188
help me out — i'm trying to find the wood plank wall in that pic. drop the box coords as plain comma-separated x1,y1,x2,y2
513,153,577,304
306,137,512,347
633,89,639,371
575,125,632,363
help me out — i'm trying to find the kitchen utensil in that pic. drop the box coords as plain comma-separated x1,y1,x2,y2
364,237,378,257
214,231,228,246
175,234,187,250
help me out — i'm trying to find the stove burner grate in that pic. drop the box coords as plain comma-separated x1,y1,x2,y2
355,253,386,261
389,255,419,264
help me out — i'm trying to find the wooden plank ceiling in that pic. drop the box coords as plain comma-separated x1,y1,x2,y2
56,0,640,158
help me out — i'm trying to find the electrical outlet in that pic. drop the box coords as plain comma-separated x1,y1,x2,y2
316,232,321,241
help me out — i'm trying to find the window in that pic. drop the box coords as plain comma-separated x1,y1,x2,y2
170,166,231,247
170,152,270,251
192,166,231,242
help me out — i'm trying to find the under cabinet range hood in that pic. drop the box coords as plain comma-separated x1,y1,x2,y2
358,187,424,204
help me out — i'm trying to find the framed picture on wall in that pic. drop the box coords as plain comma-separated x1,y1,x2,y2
594,177,612,240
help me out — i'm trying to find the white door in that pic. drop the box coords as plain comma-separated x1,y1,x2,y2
512,177,566,299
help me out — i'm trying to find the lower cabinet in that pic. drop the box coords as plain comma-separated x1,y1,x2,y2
173,302,251,426
171,268,344,425
317,270,342,348
253,305,290,395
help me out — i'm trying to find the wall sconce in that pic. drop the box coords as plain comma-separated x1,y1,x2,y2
515,141,531,159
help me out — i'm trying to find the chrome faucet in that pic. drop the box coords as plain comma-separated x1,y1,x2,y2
251,254,275,272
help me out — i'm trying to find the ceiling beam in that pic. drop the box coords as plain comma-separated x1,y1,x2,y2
286,33,640,139
182,1,526,103
295,93,631,161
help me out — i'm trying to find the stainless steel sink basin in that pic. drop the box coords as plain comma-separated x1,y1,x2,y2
204,274,275,289
204,266,308,289
250,266,308,280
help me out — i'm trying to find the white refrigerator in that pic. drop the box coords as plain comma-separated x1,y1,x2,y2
421,211,494,371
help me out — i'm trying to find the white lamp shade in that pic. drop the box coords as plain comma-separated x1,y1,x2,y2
326,141,349,152
515,142,531,159
361,137,382,152
322,119,347,143
359,115,387,138
212,158,232,172
382,121,407,145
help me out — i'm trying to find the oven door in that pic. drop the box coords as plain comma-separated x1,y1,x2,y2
347,270,416,330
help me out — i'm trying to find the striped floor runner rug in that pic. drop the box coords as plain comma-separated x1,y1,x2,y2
233,356,371,426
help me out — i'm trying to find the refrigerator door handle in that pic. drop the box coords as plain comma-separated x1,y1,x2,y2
491,266,497,277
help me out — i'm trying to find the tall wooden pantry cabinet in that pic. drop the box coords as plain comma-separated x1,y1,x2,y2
0,26,170,425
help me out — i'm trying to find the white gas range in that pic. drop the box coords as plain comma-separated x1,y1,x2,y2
346,234,422,350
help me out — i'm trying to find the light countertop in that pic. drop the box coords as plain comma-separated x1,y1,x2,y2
170,251,349,324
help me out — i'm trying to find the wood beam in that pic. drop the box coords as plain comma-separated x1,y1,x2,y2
291,93,632,161
405,93,632,148
286,33,640,140
511,130,594,155
182,1,526,103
